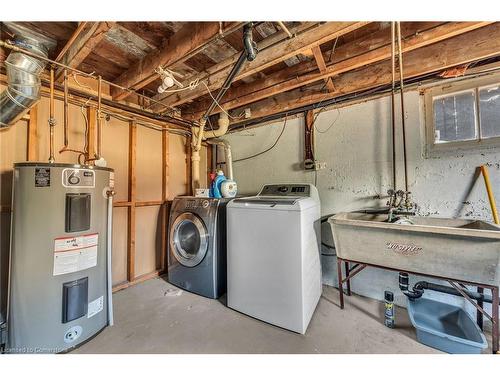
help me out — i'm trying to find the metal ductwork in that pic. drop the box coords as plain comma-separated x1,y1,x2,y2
0,23,53,128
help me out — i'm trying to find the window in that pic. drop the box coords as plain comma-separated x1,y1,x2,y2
424,74,500,156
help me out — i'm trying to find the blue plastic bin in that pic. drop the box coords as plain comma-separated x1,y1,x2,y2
407,297,487,354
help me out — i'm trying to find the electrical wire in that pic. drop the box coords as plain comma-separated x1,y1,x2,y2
233,114,288,163
201,81,245,120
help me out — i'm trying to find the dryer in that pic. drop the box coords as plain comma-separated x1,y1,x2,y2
226,184,322,334
168,197,229,299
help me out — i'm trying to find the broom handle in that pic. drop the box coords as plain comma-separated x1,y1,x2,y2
480,165,499,224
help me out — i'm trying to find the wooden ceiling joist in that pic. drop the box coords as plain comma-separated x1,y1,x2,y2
111,22,242,101
311,46,336,92
155,21,370,110
228,22,500,125
149,22,318,112
186,21,492,120
55,22,115,81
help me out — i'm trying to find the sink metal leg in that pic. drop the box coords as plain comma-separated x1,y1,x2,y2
477,286,484,330
337,257,344,309
493,286,499,354
345,261,351,296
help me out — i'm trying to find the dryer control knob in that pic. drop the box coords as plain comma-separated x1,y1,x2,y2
202,200,210,208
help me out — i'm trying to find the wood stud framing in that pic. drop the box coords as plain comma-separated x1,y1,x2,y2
127,120,137,282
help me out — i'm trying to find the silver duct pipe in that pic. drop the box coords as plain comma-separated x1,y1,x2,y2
0,23,52,128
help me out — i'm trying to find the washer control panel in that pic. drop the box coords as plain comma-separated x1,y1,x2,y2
184,199,213,209
259,184,310,197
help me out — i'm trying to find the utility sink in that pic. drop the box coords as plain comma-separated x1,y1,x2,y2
329,213,500,285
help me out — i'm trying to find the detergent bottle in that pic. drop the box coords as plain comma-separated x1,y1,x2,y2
211,170,226,198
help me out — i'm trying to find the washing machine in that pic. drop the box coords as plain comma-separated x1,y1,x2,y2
168,197,229,299
226,184,322,334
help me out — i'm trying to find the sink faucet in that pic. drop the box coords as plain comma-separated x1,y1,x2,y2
387,189,415,222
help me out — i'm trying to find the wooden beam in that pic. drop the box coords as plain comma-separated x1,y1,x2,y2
112,22,242,101
112,270,164,293
54,22,88,62
55,22,115,81
158,22,369,109
183,22,443,118
150,22,318,111
311,46,335,92
26,105,38,161
127,121,137,282
86,106,97,163
229,22,500,124
188,21,492,119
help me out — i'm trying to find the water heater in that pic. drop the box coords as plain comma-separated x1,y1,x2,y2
6,163,114,353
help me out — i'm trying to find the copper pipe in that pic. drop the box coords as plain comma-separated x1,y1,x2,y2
48,67,55,163
396,22,409,192
97,75,102,159
61,69,69,150
390,22,397,191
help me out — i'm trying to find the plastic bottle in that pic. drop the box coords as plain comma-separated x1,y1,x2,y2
221,179,238,198
212,170,226,198
384,291,395,328
208,172,216,198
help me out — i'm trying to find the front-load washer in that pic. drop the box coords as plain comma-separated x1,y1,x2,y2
168,197,229,299
226,184,322,334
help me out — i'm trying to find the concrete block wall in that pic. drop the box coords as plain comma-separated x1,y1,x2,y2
222,88,500,326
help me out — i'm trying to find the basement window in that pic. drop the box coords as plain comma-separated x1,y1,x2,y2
424,74,500,156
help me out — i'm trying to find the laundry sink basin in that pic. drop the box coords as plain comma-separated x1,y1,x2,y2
329,212,500,285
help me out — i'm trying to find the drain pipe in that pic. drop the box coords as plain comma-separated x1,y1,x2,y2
206,136,233,180
191,23,257,191
399,272,500,305
0,23,52,128
398,273,424,300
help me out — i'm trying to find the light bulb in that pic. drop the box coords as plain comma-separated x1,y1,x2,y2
163,75,174,88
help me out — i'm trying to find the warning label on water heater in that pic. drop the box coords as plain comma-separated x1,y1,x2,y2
53,233,98,276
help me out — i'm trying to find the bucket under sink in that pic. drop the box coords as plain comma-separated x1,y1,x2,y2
407,297,487,354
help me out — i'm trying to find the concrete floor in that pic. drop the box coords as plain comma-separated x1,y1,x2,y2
73,277,453,354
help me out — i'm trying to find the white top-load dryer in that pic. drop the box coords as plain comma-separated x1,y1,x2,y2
226,183,322,334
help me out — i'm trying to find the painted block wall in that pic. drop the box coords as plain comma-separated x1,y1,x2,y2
222,89,500,327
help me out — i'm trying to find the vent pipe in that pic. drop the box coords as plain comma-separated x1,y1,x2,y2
0,23,52,128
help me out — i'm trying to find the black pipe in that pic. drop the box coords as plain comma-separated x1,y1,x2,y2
399,272,499,305
243,23,257,61
414,281,499,305
202,22,257,121
399,272,424,300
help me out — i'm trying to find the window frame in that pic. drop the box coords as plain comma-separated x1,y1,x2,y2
424,73,500,157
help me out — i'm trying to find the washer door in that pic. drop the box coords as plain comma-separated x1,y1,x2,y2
170,212,208,267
